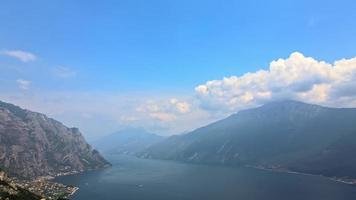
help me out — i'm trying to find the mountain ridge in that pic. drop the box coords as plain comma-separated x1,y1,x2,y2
139,100,356,179
94,128,164,155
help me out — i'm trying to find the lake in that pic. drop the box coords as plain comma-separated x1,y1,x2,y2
55,155,356,200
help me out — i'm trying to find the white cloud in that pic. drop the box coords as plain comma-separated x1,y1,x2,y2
52,67,77,78
0,92,210,137
16,79,31,90
1,50,36,62
4,52,356,138
136,98,191,122
195,52,356,112
170,98,191,113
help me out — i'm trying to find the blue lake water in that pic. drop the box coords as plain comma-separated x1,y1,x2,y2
55,155,356,200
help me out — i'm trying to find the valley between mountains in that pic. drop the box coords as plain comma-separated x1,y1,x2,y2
2,100,356,199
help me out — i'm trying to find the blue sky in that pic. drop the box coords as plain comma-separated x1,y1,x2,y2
1,0,356,139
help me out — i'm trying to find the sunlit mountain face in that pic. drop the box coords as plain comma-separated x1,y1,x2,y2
1,0,356,199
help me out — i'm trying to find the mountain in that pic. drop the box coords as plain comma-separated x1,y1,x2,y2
140,100,356,178
0,100,110,179
94,128,163,155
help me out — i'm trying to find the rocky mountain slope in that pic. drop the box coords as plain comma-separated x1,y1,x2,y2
0,100,110,179
94,128,163,155
140,100,356,178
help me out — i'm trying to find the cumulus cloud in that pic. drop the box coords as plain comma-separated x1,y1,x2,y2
4,52,356,138
136,98,191,122
16,79,31,90
195,52,356,112
170,98,191,113
0,92,208,137
1,50,36,62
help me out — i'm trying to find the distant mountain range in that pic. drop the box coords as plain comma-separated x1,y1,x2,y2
139,100,356,179
0,100,110,179
94,128,163,155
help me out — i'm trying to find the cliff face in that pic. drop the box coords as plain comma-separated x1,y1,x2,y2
0,101,110,179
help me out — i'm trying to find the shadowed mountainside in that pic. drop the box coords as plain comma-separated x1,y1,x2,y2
140,100,356,178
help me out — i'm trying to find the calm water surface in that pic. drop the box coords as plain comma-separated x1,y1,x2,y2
55,155,356,200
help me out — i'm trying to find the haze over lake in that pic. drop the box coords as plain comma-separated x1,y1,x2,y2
55,155,356,200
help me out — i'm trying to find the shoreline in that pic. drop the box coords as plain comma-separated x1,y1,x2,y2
246,165,356,186
52,171,82,198
48,165,111,198
33,171,83,199
70,187,79,196
139,155,356,186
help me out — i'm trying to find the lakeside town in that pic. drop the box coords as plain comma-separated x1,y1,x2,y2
13,178,78,200
0,170,78,200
